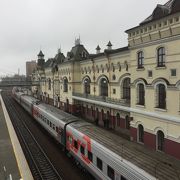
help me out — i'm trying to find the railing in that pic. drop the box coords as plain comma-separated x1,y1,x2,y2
72,92,130,106
0,81,40,87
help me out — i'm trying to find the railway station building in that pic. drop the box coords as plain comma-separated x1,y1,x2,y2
32,0,180,160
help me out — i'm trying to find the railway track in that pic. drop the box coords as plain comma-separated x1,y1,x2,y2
2,91,63,180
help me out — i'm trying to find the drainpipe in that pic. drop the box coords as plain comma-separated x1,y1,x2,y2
91,58,96,122
105,52,112,128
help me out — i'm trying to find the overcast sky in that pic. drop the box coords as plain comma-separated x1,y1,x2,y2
0,0,166,76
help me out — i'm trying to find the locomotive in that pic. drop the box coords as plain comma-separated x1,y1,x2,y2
12,87,155,180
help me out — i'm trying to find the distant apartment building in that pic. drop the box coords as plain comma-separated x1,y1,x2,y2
26,60,37,78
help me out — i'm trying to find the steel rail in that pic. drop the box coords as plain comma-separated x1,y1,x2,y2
2,92,62,180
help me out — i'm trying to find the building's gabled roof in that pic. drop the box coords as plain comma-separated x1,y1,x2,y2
66,44,89,61
43,51,65,69
107,41,112,47
140,0,180,25
89,46,129,59
96,45,101,50
44,58,54,68
54,52,65,64
104,46,129,55
38,50,44,57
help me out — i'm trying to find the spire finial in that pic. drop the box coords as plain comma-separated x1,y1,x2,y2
96,45,101,54
75,35,81,46
58,45,61,54
107,41,112,50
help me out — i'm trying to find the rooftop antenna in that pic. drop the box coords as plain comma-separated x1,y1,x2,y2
75,35,81,46
58,45,61,54
79,34,81,44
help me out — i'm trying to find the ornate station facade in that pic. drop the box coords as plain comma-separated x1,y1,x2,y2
32,0,180,160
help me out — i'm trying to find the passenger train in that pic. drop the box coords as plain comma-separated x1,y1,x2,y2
12,87,155,180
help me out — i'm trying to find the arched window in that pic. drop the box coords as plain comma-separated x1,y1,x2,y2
157,130,164,151
63,77,68,92
157,84,166,109
82,51,87,58
137,83,145,105
125,115,130,129
117,62,121,72
138,124,144,143
106,64,109,72
123,78,130,100
100,78,108,97
84,78,90,94
111,63,115,72
101,65,104,73
157,47,165,67
88,66,91,73
125,62,128,71
48,79,51,90
137,51,144,68
96,65,99,73
84,67,87,74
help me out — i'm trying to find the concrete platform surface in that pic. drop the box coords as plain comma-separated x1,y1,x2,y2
0,93,33,180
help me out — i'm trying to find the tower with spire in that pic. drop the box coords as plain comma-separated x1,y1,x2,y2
37,50,45,69
107,41,112,50
96,45,101,54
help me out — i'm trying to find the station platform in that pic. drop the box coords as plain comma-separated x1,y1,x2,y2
0,93,33,180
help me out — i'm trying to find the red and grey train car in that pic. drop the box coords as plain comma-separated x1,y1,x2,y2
12,87,155,180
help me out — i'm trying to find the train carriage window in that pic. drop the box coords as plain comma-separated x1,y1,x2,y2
74,140,78,149
97,157,102,170
56,127,58,133
68,136,73,144
88,151,93,162
107,165,115,180
80,145,85,155
50,122,52,127
47,120,50,125
52,124,55,130
121,176,127,180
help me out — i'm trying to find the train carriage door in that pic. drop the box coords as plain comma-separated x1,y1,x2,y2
115,172,121,180
56,126,63,144
60,129,64,144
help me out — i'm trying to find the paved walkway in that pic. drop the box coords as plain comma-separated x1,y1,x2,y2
0,99,21,179
0,92,33,180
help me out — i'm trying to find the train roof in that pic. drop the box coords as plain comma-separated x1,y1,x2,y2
22,95,38,103
15,91,25,96
70,122,180,180
37,103,80,123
